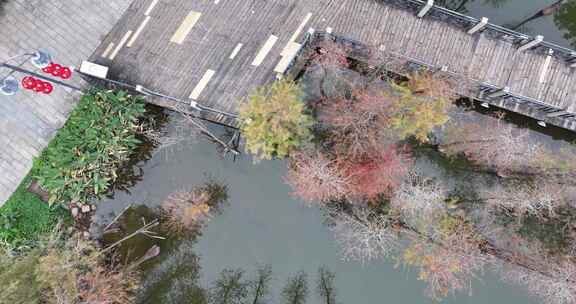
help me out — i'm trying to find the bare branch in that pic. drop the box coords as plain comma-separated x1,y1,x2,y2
328,204,399,264
391,172,446,222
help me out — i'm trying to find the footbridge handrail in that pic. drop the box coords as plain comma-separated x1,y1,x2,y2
389,0,576,61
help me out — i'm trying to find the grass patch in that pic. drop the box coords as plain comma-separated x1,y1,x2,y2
0,176,69,248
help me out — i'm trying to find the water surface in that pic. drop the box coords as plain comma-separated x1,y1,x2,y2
95,120,537,304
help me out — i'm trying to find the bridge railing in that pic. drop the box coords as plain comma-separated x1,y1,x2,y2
385,0,576,61
306,32,576,122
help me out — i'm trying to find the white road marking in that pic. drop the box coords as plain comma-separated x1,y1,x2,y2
252,35,278,66
127,16,151,47
289,13,312,43
229,43,243,60
171,11,202,44
190,69,216,100
326,27,333,34
280,41,300,56
109,31,133,60
101,42,115,58
145,0,159,16
280,13,312,58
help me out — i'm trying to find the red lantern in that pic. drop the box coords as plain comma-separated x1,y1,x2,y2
21,76,37,90
41,62,73,80
20,77,53,94
42,82,53,94
50,64,62,77
42,63,55,74
33,80,46,92
60,67,72,79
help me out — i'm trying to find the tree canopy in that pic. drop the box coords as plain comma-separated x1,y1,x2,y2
239,79,314,160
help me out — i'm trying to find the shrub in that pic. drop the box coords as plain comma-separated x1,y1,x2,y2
33,90,146,205
239,79,314,160
0,229,140,304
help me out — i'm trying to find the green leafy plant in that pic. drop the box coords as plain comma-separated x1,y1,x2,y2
239,79,314,160
33,90,146,205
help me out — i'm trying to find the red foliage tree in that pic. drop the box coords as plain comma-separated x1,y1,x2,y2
340,144,412,202
318,90,396,159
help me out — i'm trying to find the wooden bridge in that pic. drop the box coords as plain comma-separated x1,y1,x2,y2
90,0,576,131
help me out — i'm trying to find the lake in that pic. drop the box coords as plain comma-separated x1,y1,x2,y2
94,1,576,303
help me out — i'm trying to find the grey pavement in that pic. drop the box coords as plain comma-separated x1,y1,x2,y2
0,0,133,205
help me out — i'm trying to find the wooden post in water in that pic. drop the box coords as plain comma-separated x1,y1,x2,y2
417,0,434,18
518,35,544,52
467,17,488,35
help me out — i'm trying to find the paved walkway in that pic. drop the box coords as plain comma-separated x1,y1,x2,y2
0,0,133,205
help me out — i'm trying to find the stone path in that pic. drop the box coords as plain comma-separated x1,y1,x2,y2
0,0,133,205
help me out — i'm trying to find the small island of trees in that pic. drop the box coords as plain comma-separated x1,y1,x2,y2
239,37,576,304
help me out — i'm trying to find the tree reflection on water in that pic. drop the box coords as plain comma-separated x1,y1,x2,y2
555,0,576,47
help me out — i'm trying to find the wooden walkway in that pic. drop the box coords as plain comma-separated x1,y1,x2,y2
91,0,576,130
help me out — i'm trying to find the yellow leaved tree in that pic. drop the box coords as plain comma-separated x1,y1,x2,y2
239,79,314,160
389,72,454,142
